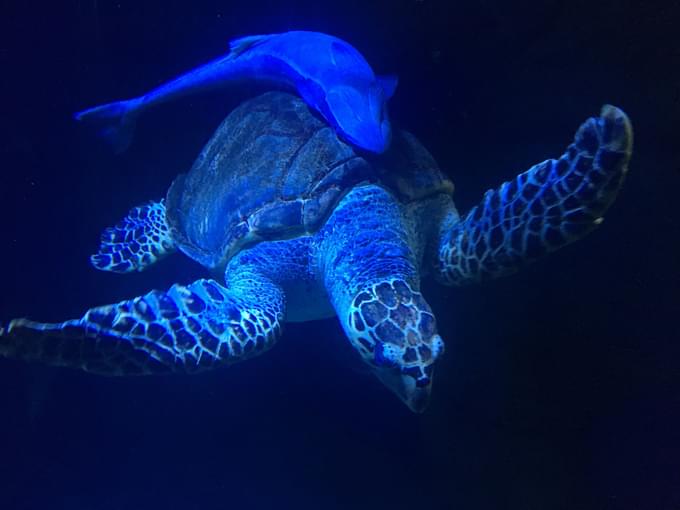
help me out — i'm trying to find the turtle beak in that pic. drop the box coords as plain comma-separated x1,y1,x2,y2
375,364,434,413
370,333,444,413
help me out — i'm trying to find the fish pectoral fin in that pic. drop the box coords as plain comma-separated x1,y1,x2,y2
330,41,364,68
228,34,270,57
377,74,399,99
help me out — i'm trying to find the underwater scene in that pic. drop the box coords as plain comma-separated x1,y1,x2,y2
1,1,679,508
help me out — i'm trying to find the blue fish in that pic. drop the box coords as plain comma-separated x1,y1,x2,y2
74,31,398,154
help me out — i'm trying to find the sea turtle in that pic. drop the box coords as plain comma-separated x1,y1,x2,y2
0,92,633,412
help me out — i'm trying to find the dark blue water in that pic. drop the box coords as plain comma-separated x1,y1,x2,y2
1,1,679,508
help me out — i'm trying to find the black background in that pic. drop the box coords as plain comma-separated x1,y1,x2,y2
1,1,679,508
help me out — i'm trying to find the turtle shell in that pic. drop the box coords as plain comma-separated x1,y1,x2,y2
165,91,453,270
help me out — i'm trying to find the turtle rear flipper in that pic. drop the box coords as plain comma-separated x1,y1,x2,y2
91,200,177,273
0,272,285,375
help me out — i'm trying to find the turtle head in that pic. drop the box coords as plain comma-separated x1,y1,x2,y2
325,81,394,154
345,280,445,413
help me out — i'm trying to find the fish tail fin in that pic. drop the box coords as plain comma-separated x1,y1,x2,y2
74,99,140,153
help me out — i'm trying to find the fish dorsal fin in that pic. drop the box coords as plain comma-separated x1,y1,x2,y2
228,34,269,57
377,74,398,99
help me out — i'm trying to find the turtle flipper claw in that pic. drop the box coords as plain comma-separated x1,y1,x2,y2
91,200,177,273
598,104,633,153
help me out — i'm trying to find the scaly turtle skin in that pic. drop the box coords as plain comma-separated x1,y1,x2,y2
0,92,633,412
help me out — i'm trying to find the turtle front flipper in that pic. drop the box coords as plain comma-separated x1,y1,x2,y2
91,200,177,273
435,105,633,285
0,270,284,375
